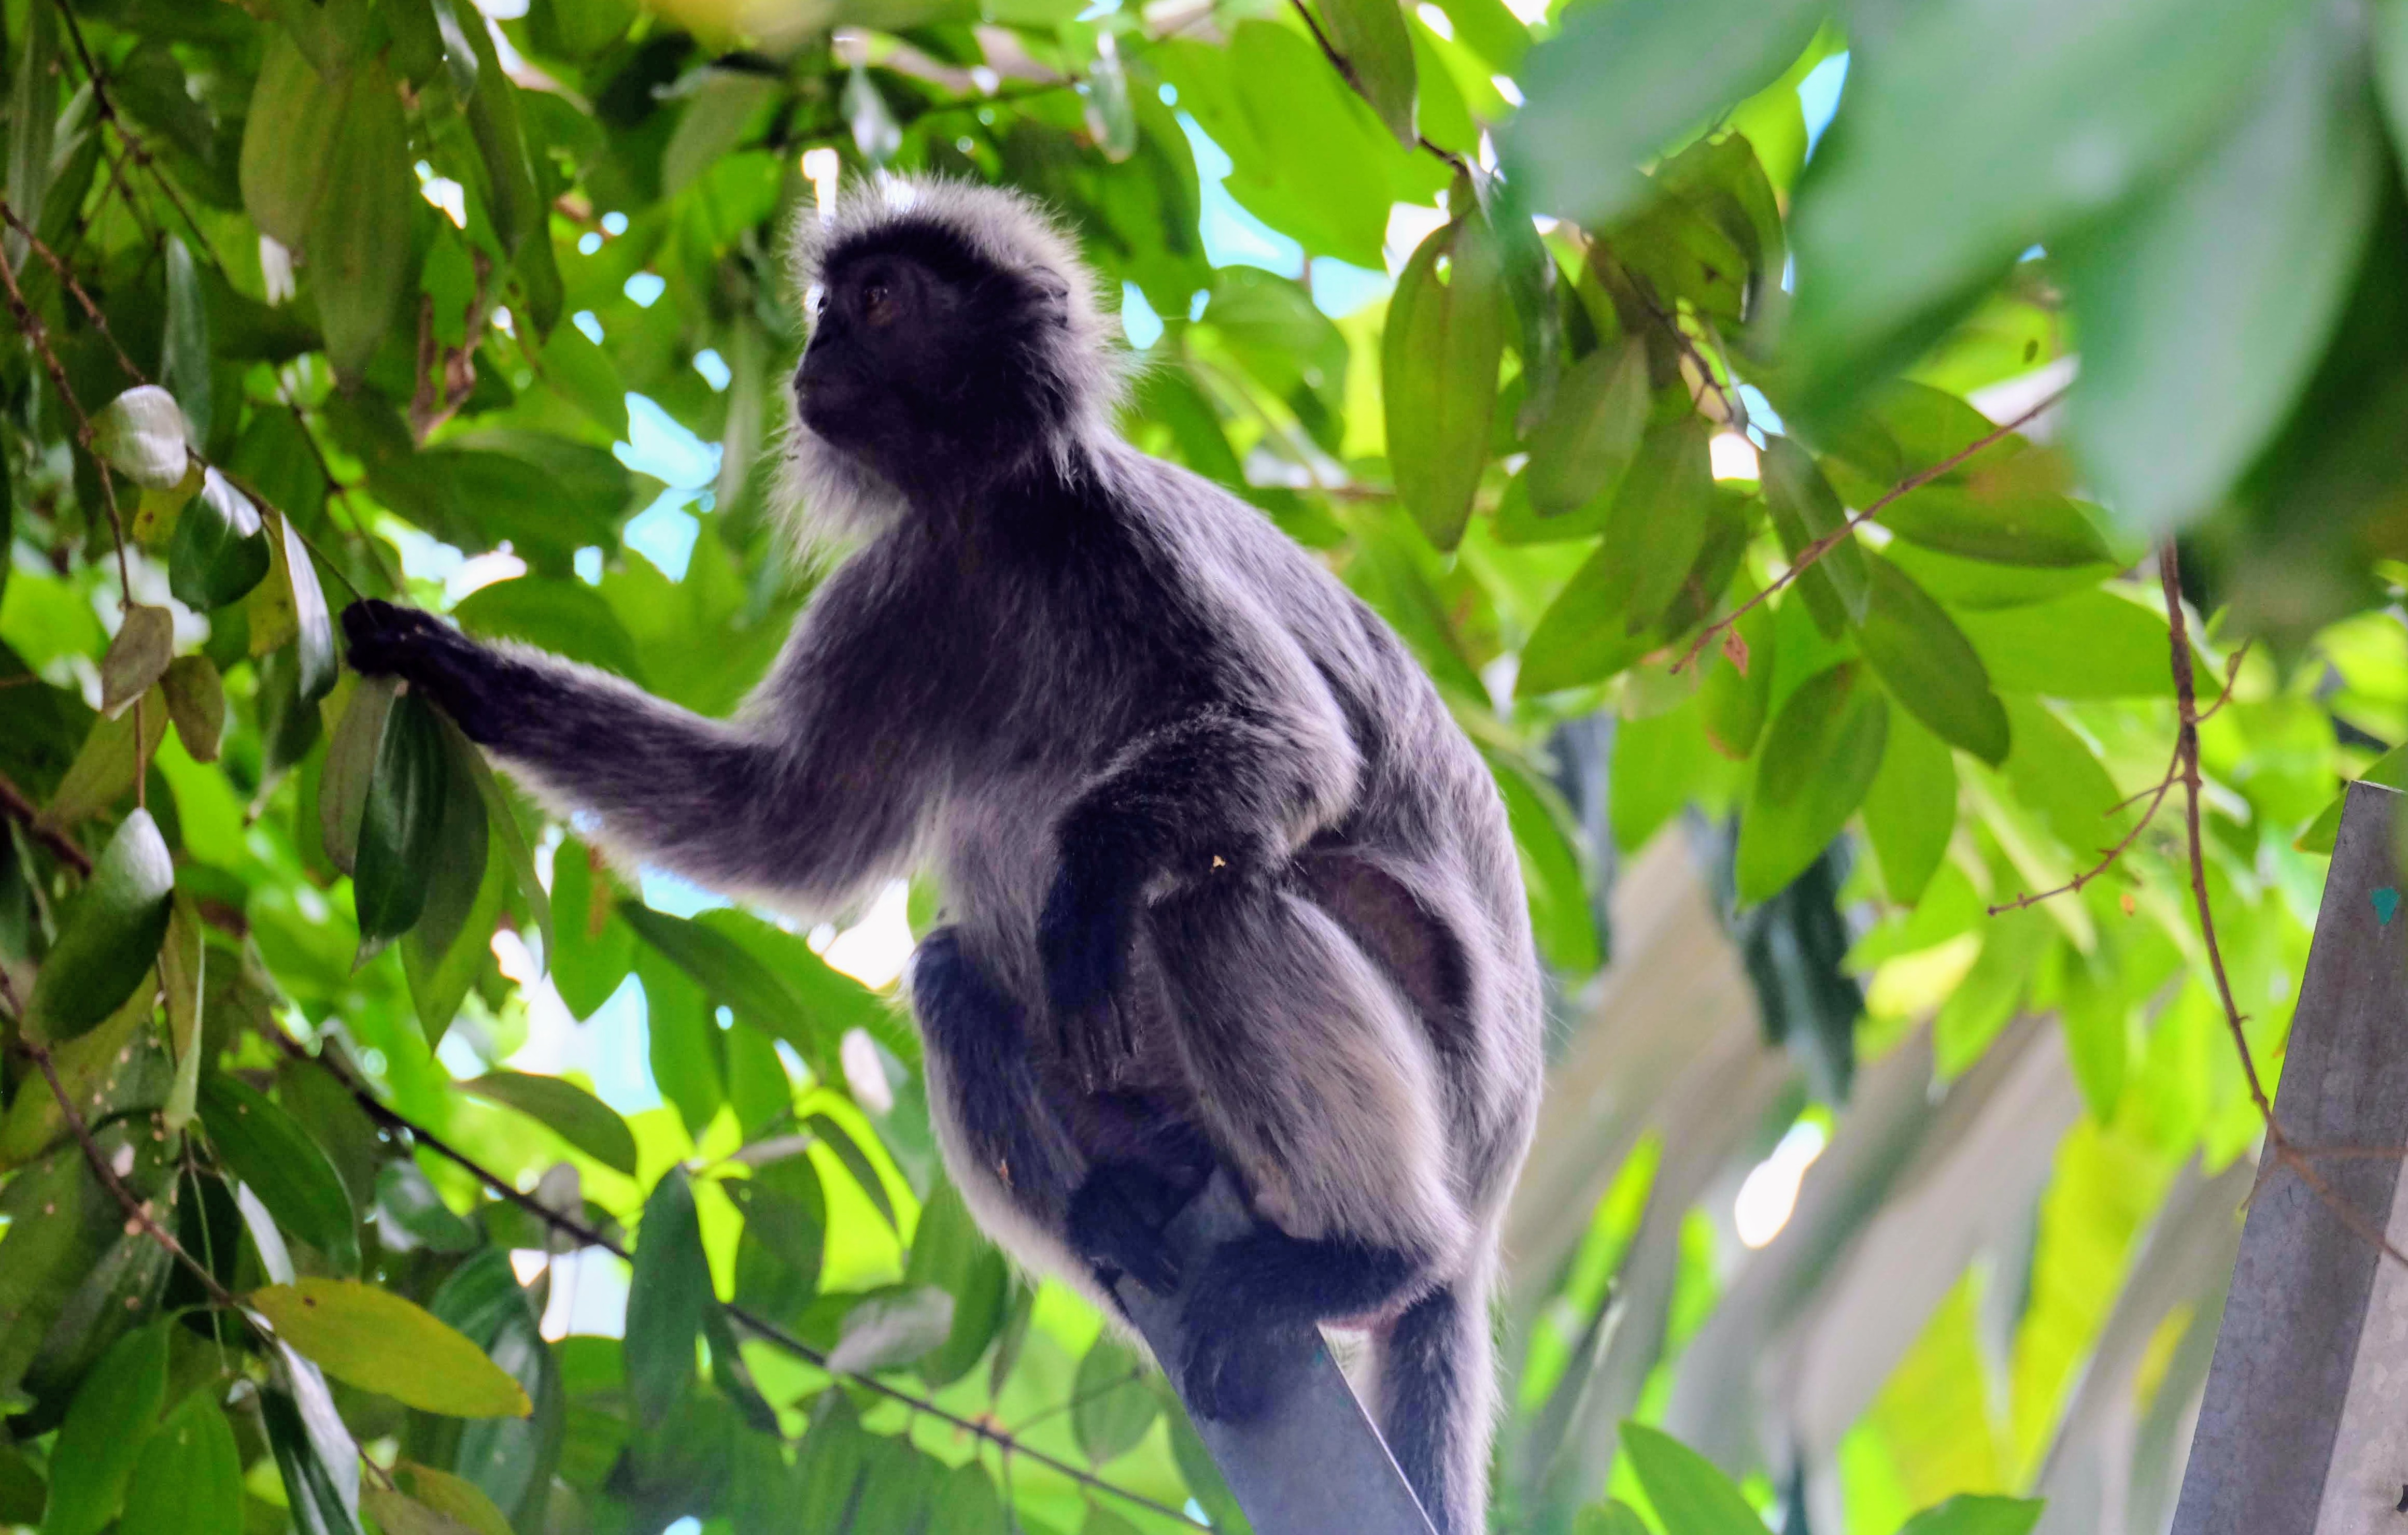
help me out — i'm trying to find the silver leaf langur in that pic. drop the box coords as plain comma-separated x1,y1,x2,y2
343,176,1542,1534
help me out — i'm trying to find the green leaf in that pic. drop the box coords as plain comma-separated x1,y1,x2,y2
169,468,272,612
2065,11,2381,532
269,508,338,701
1736,662,1888,902
30,807,173,1042
1699,602,1775,759
93,386,190,490
1490,746,1604,973
448,0,542,272
261,1346,362,1535
461,1071,639,1176
162,655,227,762
534,322,630,438
1314,0,1419,145
826,1284,956,1375
548,837,633,1017
449,725,550,961
1505,0,1823,226
40,687,169,831
320,675,395,877
361,1489,480,1535
1880,541,2118,611
2,0,58,275
1523,340,1649,518
122,1390,242,1535
627,1167,713,1425
1576,1501,1653,1535
620,902,826,1065
375,1159,481,1253
1895,1495,2044,1535
454,577,645,682
1955,587,2182,699
638,941,725,1139
157,228,218,444
806,1110,900,1233
237,37,338,243
426,1250,561,1526
399,723,501,1043
731,1151,826,1321
1860,708,1956,906
354,689,449,947
98,602,175,719
2298,743,2408,855
2056,941,2127,1120
1072,1335,1159,1464
903,1176,1009,1388
1620,1422,1766,1535
1820,386,2110,568
253,1278,533,1418
395,1462,515,1535
1998,695,2129,866
198,1072,360,1273
1760,436,1868,636
1853,556,2009,764
310,58,416,378
928,1461,1009,1535
1784,0,2300,411
1385,216,1506,550
41,1321,168,1535
1515,416,1717,694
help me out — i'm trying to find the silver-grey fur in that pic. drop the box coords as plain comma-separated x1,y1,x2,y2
341,175,1542,1535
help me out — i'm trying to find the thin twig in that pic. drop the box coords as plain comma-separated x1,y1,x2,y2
1987,644,2248,915
259,1022,1208,1529
0,201,143,383
20,1039,240,1307
0,769,95,875
1673,386,2073,674
1282,0,1469,176
50,0,212,249
2155,542,2408,1269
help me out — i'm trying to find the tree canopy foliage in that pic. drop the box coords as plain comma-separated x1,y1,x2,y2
4,0,2408,1530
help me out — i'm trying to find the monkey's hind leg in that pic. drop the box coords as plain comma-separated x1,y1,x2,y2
1372,1271,1496,1535
910,928,1084,1239
1147,880,1471,1425
910,928,1200,1301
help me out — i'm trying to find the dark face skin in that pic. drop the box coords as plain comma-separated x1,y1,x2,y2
795,250,967,464
794,230,1074,503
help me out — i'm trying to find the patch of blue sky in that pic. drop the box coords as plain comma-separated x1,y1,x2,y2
1122,283,1165,350
622,495,701,579
642,868,729,917
692,347,732,390
624,271,667,307
618,394,720,488
1175,113,1392,318
1738,383,1784,438
1798,52,1848,159
614,395,719,579
577,977,660,1114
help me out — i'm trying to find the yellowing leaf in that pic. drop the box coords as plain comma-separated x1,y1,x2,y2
252,1278,532,1419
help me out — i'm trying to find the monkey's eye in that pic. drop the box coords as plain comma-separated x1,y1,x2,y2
861,281,896,324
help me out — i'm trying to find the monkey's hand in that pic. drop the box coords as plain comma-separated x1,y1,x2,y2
1037,859,1138,1086
342,600,508,744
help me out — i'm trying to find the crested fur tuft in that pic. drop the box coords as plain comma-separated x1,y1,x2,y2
775,175,1129,552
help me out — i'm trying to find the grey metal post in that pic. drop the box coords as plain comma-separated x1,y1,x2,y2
1111,1174,1440,1535
2172,781,2408,1535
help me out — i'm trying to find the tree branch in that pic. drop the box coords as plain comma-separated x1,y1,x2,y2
1672,386,2073,674
0,770,95,876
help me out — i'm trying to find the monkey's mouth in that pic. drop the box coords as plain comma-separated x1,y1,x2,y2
795,368,876,447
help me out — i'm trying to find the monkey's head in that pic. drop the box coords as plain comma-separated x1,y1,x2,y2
783,177,1123,536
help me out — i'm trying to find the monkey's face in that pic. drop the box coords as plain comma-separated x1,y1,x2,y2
796,248,979,463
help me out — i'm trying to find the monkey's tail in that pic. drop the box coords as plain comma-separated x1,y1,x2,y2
1373,1264,1496,1535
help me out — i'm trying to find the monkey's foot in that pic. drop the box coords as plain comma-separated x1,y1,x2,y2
1069,1162,1186,1295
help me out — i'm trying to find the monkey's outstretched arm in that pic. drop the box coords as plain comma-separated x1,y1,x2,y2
343,601,926,903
